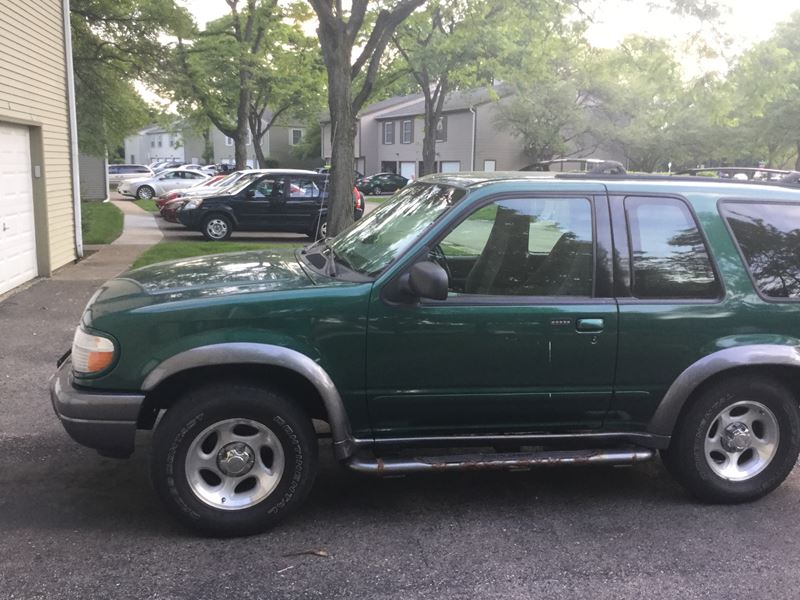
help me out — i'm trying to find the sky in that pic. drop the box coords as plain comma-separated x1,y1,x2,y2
175,0,800,77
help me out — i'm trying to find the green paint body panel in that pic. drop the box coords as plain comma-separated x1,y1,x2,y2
72,174,800,441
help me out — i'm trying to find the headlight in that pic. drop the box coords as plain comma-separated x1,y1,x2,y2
71,327,116,374
183,199,201,210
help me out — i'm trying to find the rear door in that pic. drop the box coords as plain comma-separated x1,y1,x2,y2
283,174,324,232
608,193,726,431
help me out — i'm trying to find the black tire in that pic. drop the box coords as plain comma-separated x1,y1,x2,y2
150,382,318,537
308,217,327,240
662,375,800,503
136,185,155,200
201,213,233,241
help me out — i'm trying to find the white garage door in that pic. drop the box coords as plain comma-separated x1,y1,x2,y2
440,161,461,173
0,124,37,296
400,161,416,180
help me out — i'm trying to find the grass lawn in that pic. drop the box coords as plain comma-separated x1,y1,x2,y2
131,241,302,269
81,201,123,244
134,199,158,213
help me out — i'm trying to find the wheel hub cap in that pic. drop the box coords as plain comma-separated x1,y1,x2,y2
216,442,255,476
721,422,752,452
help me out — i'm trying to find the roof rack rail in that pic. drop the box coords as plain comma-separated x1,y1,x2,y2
553,172,800,189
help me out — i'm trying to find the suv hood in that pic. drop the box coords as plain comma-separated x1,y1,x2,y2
84,249,335,321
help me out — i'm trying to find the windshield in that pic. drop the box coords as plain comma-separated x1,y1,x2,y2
328,182,465,276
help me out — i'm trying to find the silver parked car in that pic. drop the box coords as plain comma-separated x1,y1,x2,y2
118,168,209,200
107,164,153,188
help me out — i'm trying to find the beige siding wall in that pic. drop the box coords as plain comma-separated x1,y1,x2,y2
475,98,529,171
0,0,76,273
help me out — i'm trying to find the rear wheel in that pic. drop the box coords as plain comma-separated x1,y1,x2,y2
662,376,800,503
308,217,327,240
202,214,233,241
150,382,318,537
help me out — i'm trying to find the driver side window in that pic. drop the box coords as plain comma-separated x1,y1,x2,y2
253,177,285,199
436,197,594,297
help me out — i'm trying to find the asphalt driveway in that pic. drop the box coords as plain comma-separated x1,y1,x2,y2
2,247,800,599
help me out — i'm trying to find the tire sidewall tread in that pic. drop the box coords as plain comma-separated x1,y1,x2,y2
664,376,800,503
151,382,317,536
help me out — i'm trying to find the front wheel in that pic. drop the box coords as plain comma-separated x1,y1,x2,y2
150,382,318,537
662,376,800,503
136,185,155,200
202,214,233,241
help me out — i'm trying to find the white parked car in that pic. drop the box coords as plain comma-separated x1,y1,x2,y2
118,168,209,200
107,164,153,187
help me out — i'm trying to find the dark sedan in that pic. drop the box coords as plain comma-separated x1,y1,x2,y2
356,172,408,195
177,170,364,240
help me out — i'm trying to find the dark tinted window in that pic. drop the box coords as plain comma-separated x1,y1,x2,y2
625,197,720,299
439,197,593,296
722,202,800,299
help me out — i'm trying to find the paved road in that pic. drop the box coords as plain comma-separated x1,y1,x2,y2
2,214,800,599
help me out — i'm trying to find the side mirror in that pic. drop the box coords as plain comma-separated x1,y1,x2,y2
406,261,448,301
245,189,256,198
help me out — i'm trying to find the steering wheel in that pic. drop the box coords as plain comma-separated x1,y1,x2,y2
430,244,452,282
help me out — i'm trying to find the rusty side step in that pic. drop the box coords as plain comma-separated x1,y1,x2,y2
345,448,655,475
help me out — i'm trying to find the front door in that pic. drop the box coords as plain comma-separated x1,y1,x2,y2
234,176,287,229
366,194,617,436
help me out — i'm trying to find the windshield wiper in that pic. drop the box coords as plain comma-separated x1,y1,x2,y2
322,242,337,277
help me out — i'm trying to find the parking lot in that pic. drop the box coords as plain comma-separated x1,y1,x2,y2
3,251,800,599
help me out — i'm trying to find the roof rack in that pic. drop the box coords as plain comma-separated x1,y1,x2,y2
553,172,800,190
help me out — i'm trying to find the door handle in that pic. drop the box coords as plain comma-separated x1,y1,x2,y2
576,318,604,333
2,222,8,232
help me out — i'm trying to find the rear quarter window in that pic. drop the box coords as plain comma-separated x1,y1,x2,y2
625,196,720,299
721,201,800,300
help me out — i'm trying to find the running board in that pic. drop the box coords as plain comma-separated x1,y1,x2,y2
345,448,655,475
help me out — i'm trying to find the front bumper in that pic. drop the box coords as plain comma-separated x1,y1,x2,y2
177,207,202,228
49,357,145,458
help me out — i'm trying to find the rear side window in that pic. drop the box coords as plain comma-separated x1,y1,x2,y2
721,202,800,300
625,196,720,299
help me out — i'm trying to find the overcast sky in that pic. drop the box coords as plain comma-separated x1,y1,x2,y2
177,0,800,75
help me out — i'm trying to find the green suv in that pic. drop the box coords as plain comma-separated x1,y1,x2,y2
51,173,800,536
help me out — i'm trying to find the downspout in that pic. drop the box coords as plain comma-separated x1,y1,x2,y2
62,0,83,258
469,106,476,171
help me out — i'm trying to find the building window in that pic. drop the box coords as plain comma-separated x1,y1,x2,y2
435,116,447,142
383,121,395,145
290,129,303,145
401,119,413,144
150,139,155,148
158,136,163,148
225,136,234,146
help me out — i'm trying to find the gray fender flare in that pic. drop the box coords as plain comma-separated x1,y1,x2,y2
647,344,800,437
141,343,355,459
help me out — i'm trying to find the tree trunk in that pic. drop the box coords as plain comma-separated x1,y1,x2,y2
422,111,437,176
202,128,214,164
325,49,357,237
795,142,800,171
253,133,267,167
235,68,252,170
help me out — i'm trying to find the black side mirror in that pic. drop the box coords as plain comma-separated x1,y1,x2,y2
245,189,255,198
407,261,448,300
